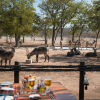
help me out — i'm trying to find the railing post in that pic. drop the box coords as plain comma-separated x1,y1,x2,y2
14,61,20,83
79,62,85,100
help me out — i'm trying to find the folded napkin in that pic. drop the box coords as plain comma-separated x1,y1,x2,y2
0,82,13,86
1,87,14,91
0,96,13,100
29,94,40,100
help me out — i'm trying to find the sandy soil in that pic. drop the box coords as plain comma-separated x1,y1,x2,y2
0,37,100,100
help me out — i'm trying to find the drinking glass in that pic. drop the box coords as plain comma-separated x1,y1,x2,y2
40,85,46,95
44,78,51,93
39,80,46,95
28,78,35,93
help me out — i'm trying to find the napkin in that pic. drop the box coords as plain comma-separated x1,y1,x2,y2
0,82,13,86
29,94,40,100
1,87,14,91
0,96,13,100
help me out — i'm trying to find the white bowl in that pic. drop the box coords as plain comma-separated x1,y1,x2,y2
26,59,32,64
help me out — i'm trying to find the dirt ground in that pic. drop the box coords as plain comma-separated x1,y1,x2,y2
0,37,100,100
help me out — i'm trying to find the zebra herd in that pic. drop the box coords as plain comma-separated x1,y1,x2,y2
0,46,49,65
0,45,98,66
68,40,96,48
0,47,15,65
67,47,97,57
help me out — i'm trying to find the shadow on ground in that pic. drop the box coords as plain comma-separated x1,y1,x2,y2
40,53,100,65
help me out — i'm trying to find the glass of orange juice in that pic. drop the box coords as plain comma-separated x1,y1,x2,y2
28,78,35,93
44,78,51,93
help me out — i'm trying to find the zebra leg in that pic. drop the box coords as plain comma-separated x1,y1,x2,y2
1,60,2,66
46,55,49,62
44,55,46,62
48,55,49,62
9,60,11,65
5,59,7,66
36,54,38,62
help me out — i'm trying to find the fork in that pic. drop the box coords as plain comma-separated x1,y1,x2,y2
49,94,56,100
3,96,6,100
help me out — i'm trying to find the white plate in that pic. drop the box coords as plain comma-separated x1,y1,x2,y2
29,94,40,98
0,82,13,86
0,96,13,100
0,87,14,91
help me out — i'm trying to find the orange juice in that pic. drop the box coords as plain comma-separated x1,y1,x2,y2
28,78,35,88
44,79,51,87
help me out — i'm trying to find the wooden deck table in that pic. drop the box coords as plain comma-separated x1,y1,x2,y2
17,82,77,100
51,82,77,100
0,82,77,100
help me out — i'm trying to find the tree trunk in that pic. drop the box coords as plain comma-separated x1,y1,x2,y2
23,35,25,43
78,30,82,42
54,26,60,42
60,18,63,41
78,27,83,48
15,33,20,47
95,31,99,48
44,25,47,46
6,34,8,43
72,27,75,42
52,25,55,46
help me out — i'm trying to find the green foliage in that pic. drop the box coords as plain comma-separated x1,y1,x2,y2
39,0,80,45
39,0,77,28
39,0,60,27
89,0,100,32
70,2,91,36
0,0,35,37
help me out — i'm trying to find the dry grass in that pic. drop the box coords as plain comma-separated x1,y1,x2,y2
0,37,100,100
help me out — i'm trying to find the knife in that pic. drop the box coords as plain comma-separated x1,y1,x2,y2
49,94,56,100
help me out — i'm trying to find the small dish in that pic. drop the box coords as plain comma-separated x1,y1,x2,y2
0,87,14,91
26,59,32,64
0,82,13,86
29,94,40,99
0,96,13,100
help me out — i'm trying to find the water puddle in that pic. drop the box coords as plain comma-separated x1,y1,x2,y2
52,46,93,50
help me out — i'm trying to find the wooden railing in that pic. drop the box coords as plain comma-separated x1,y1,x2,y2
0,61,100,100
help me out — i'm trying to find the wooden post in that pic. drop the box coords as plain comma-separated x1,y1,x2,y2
14,61,20,83
79,62,85,100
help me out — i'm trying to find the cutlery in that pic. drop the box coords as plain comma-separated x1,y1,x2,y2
49,94,56,100
3,96,6,100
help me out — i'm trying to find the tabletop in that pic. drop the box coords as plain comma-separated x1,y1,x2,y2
18,82,77,100
51,82,77,100
0,82,77,100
